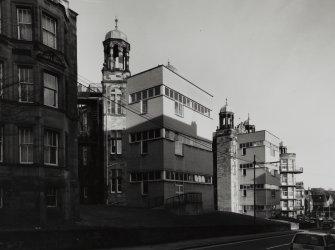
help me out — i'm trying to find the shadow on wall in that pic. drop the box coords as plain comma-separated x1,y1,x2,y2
127,115,210,143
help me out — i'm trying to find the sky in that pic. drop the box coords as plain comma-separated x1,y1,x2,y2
70,0,335,189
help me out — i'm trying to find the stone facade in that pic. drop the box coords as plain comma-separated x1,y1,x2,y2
102,20,130,205
0,0,78,226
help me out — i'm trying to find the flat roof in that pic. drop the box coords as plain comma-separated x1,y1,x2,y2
129,65,213,98
237,129,281,140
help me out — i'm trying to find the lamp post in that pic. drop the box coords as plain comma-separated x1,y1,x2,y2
253,155,256,224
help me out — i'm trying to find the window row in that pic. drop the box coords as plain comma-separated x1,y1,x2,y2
165,170,212,184
165,129,212,151
129,86,161,104
129,129,162,143
0,128,59,166
165,86,211,117
0,64,59,108
240,163,253,169
242,189,276,198
0,187,58,208
241,205,271,212
240,184,265,190
240,141,260,148
17,7,57,49
129,170,212,184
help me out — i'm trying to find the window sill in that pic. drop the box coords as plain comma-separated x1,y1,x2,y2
44,104,58,109
44,163,59,167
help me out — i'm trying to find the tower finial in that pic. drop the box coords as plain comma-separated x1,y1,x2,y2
115,17,118,30
248,113,250,122
225,98,228,106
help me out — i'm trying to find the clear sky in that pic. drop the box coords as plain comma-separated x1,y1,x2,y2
70,0,335,190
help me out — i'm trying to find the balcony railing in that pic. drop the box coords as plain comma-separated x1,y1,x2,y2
280,167,303,173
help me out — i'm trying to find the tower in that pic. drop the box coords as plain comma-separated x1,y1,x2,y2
102,18,130,81
102,19,130,205
213,100,239,212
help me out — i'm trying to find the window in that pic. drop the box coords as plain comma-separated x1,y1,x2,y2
17,8,32,41
0,187,3,208
243,190,247,197
0,1,2,34
175,102,184,117
44,130,58,165
242,169,246,176
111,170,122,193
0,127,2,163
141,100,148,114
82,146,88,166
148,88,153,98
18,67,33,102
142,89,147,99
46,188,57,207
44,72,58,107
169,89,174,99
42,14,57,49
176,183,184,195
175,141,183,156
83,187,88,199
242,148,246,156
271,190,276,197
129,93,135,103
0,62,3,98
142,181,148,195
141,140,148,155
78,105,88,133
19,128,33,164
154,86,160,96
109,88,122,115
109,130,122,155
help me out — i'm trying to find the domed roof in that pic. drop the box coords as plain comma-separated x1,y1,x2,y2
105,18,128,42
105,29,128,41
220,99,233,113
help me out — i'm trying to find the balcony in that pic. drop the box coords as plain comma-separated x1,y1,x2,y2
280,181,296,187
280,167,303,174
281,192,295,200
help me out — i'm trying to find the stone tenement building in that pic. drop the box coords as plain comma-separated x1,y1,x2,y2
0,0,79,225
